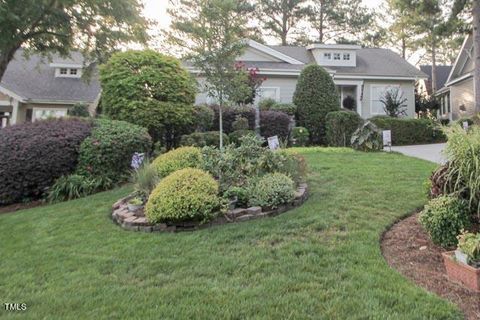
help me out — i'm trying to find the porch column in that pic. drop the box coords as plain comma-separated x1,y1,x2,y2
10,100,19,125
356,84,362,117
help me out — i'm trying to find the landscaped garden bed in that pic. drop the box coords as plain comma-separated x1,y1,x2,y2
112,183,308,232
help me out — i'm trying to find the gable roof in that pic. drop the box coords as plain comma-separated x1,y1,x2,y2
243,43,426,79
0,50,101,103
419,65,452,93
446,34,473,86
246,40,304,65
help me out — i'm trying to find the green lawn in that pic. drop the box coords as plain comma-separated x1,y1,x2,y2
0,148,462,319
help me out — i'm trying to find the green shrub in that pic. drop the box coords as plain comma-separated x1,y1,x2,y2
271,103,297,116
210,105,255,133
132,159,159,201
370,117,446,145
152,146,202,178
99,50,196,148
325,111,363,147
228,130,256,146
260,150,307,185
260,110,291,140
293,65,340,144
259,98,277,111
232,115,250,131
180,131,229,148
224,186,251,207
419,195,471,248
48,174,111,203
249,173,295,209
193,104,214,131
68,103,90,117
457,230,480,265
351,121,383,152
76,119,152,183
145,168,219,223
290,127,309,147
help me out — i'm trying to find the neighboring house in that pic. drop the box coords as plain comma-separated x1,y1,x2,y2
419,65,452,96
0,50,101,128
437,34,475,121
191,40,427,119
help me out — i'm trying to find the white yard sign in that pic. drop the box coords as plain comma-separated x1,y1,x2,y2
382,130,392,148
267,136,280,150
463,121,469,131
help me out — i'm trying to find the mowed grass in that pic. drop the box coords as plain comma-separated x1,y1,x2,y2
0,148,462,319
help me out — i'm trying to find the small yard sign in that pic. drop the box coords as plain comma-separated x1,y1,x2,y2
463,121,469,131
268,136,280,150
382,130,392,149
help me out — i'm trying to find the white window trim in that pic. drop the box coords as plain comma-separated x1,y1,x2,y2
370,85,401,115
343,53,350,61
55,68,82,78
333,53,341,60
259,86,280,101
32,107,68,122
324,53,332,60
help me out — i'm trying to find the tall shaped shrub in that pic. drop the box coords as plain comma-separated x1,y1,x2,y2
293,65,339,144
100,50,196,149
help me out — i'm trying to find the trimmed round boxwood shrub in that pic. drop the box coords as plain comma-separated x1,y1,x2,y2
228,130,256,146
370,116,446,145
99,50,196,147
291,127,309,147
180,131,229,148
152,146,202,178
259,98,277,111
0,118,93,204
210,105,255,133
249,173,295,209
260,110,291,140
325,111,363,147
271,103,297,116
419,195,471,248
293,65,340,145
76,119,152,183
145,168,220,223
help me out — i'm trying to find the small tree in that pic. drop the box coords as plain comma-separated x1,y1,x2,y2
293,65,339,144
381,88,408,117
99,50,197,149
167,0,254,149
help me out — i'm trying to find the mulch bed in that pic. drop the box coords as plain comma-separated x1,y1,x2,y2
0,201,44,215
381,212,480,320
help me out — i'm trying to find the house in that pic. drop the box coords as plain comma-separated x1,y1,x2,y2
192,40,427,119
0,50,101,128
437,34,475,121
419,65,453,96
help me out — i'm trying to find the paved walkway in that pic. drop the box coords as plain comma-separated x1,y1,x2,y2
388,143,447,164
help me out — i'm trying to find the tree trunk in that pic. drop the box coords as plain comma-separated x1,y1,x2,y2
0,45,21,82
401,37,406,59
219,93,224,150
431,39,437,94
473,0,480,112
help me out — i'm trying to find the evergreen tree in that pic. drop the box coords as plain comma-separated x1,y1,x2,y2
293,65,339,145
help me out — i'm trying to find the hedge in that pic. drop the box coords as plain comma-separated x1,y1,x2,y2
260,110,291,140
76,119,152,182
325,111,363,147
210,105,255,133
370,116,446,145
0,118,93,204
180,131,229,148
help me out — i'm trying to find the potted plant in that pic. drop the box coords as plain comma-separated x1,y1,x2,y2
442,230,480,292
127,197,143,212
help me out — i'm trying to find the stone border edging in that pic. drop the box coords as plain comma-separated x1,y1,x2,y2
112,183,308,233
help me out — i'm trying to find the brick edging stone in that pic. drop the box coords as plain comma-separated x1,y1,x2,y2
112,183,308,233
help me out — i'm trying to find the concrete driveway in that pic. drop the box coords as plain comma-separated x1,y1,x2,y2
388,143,447,164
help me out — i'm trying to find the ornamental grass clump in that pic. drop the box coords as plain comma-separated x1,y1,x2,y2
145,168,220,224
443,126,480,219
419,195,471,248
151,146,202,178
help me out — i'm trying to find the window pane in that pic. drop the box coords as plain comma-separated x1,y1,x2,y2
70,69,78,75
343,53,350,60
334,53,341,60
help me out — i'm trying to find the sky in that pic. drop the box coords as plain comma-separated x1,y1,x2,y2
143,0,385,31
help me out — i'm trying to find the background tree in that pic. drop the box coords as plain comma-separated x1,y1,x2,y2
383,0,418,59
293,65,339,144
450,0,479,112
167,0,253,149
0,0,149,82
306,0,373,44
256,0,308,45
